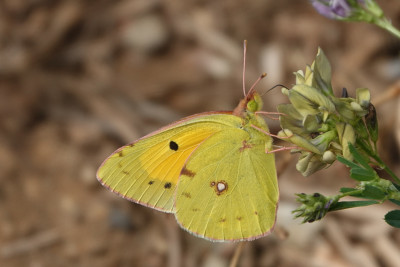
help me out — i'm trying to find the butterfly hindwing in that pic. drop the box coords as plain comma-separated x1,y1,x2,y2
175,125,278,241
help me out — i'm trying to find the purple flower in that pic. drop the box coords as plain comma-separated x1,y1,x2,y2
311,0,352,19
310,0,387,24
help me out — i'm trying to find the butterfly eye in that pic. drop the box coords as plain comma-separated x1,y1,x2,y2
246,93,263,112
169,141,179,151
247,99,259,112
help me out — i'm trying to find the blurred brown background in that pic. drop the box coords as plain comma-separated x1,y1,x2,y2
1,0,400,266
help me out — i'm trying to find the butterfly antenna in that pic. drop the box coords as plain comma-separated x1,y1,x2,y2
247,73,267,98
242,40,267,98
261,84,289,96
242,40,247,97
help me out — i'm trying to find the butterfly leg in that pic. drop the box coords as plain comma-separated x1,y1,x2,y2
251,124,302,154
265,145,301,154
250,125,292,139
255,111,286,121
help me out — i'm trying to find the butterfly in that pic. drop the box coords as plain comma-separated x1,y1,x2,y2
96,42,279,242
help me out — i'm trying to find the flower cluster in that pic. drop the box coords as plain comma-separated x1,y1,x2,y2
278,48,377,176
293,193,333,223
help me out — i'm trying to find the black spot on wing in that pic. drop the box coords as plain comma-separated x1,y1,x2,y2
169,141,179,151
164,182,172,189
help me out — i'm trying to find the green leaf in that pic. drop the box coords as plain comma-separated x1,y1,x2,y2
329,200,378,211
337,156,359,169
390,199,400,206
390,183,400,205
348,143,373,171
350,167,376,181
360,185,386,200
392,183,400,191
385,210,400,228
340,187,358,193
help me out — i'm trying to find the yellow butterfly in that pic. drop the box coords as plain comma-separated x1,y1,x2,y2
97,44,278,242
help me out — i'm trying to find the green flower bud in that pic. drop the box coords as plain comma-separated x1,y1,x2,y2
278,129,321,154
289,84,336,117
311,48,333,96
322,150,336,164
281,87,290,96
334,99,356,121
304,65,314,86
303,114,321,132
295,70,306,85
293,192,334,222
296,152,312,174
341,124,356,161
310,130,337,152
356,88,371,108
336,122,345,142
277,103,303,120
350,101,364,112
278,104,308,136
296,152,327,176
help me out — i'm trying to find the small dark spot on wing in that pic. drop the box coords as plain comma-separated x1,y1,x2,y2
164,182,172,189
122,170,129,175
148,181,154,185
169,141,179,151
182,192,191,198
118,151,124,157
181,166,196,177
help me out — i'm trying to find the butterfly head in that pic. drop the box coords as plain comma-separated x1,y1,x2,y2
233,89,264,117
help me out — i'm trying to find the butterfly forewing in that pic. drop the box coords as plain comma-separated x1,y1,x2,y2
96,113,236,212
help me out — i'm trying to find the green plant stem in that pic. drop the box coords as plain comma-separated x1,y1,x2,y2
338,189,364,199
356,139,400,184
374,17,400,39
370,153,400,184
